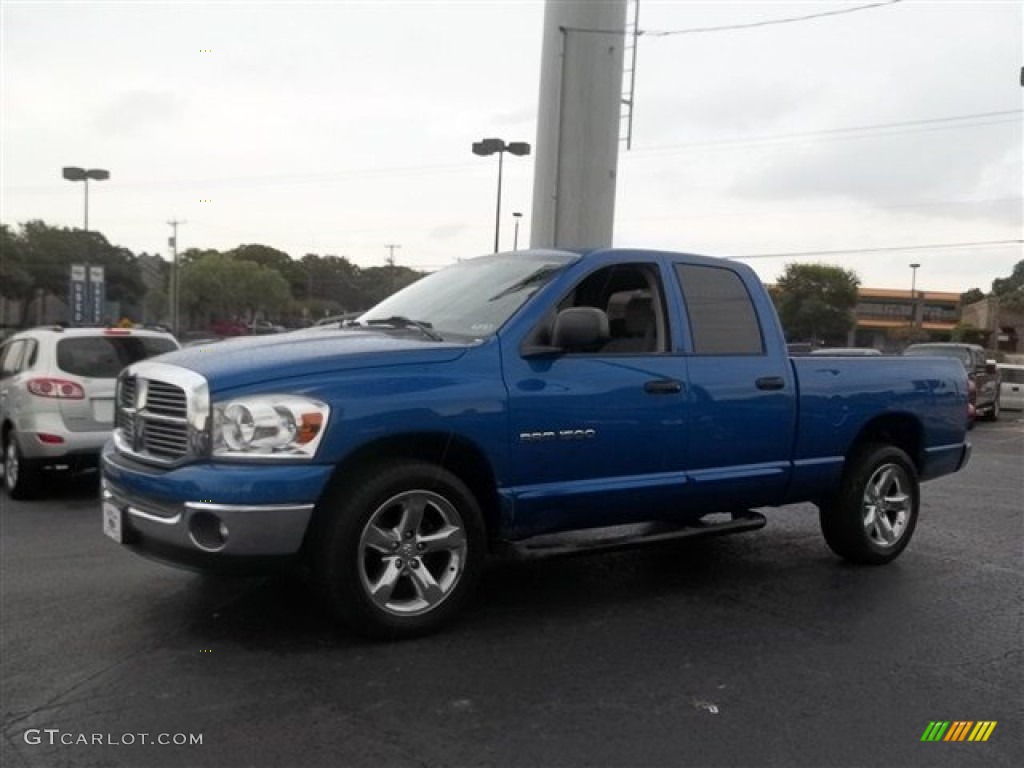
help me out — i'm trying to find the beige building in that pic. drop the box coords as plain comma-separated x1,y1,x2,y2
960,296,1023,353
850,287,961,350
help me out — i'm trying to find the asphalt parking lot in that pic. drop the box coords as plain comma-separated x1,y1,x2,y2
2,417,1021,768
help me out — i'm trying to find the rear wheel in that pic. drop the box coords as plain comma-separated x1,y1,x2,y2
314,460,485,639
3,434,43,500
819,443,919,565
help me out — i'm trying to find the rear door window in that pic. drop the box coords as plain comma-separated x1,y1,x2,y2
674,264,765,355
57,336,177,378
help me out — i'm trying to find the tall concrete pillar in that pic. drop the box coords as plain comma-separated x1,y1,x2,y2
530,0,628,251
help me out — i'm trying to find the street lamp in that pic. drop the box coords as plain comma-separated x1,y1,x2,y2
909,263,921,327
512,212,523,250
62,167,109,232
62,167,109,325
472,138,530,253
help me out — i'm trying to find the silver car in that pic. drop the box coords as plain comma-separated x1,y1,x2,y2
998,363,1024,411
1,326,179,498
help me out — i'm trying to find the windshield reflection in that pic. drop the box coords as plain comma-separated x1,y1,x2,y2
359,251,578,341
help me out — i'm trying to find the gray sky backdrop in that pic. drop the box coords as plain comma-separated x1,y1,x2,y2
3,0,1022,293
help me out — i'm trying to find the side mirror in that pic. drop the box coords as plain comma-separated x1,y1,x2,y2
551,307,609,351
985,361,997,375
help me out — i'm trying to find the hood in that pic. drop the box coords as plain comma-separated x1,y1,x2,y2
157,329,469,392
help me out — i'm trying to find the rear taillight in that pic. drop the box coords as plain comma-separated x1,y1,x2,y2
26,378,85,399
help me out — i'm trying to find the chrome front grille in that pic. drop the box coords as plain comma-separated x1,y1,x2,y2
145,380,188,418
113,363,209,466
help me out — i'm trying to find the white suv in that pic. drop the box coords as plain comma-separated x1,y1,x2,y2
0,326,179,498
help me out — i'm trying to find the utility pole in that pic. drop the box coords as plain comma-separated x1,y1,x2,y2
384,244,401,294
168,220,186,336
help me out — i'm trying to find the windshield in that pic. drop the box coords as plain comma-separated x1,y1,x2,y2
358,252,578,340
903,345,972,369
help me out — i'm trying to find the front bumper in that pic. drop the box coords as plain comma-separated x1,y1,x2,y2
101,443,334,570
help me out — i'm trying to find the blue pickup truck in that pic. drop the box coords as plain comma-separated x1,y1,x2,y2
101,249,971,638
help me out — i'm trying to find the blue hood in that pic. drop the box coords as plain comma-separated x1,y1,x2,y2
159,329,469,392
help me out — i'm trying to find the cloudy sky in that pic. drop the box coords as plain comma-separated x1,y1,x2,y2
3,0,1021,293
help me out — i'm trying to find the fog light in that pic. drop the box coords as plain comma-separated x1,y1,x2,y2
188,511,228,552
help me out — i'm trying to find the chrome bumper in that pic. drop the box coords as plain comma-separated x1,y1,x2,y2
103,479,314,558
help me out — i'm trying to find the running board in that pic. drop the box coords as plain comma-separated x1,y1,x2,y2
500,511,767,560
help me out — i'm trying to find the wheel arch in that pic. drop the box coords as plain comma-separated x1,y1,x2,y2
306,432,501,549
847,413,924,474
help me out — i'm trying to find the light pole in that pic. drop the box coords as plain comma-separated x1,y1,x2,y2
472,138,530,253
909,263,921,328
512,212,523,250
62,166,109,231
62,167,109,325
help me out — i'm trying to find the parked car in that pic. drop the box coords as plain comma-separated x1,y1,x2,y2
210,320,248,337
312,312,364,328
1,326,180,498
248,320,286,335
903,343,1001,421
101,248,971,639
997,363,1024,410
810,347,882,356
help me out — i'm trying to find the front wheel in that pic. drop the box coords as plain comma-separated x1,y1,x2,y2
984,398,1000,422
314,461,485,639
818,443,919,565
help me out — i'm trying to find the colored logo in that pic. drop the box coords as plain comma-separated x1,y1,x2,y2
921,721,996,742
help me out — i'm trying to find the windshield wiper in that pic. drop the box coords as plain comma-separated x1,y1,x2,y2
362,316,444,342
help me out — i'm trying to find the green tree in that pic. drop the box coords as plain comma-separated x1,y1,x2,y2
179,253,291,330
991,260,1024,311
772,263,860,343
0,225,32,301
960,287,986,306
226,244,292,274
9,220,145,323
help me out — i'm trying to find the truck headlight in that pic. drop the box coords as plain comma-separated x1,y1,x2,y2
212,395,329,459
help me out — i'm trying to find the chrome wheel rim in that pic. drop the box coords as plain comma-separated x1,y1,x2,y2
4,442,17,491
357,490,467,617
861,463,911,548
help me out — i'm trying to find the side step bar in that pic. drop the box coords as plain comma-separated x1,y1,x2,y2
500,510,767,560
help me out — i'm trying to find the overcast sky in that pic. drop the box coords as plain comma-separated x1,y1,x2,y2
3,0,1021,293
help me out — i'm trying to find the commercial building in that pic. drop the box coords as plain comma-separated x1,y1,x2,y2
850,287,961,350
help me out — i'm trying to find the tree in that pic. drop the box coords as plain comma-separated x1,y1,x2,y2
991,260,1024,311
7,220,145,324
772,263,860,343
226,244,292,274
0,225,32,301
178,253,291,330
960,288,986,306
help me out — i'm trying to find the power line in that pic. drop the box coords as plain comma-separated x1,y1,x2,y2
630,110,1022,156
730,239,1023,261
644,1,903,37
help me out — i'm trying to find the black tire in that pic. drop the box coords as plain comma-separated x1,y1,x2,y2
818,443,920,565
983,398,1000,422
314,460,486,640
3,433,43,500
